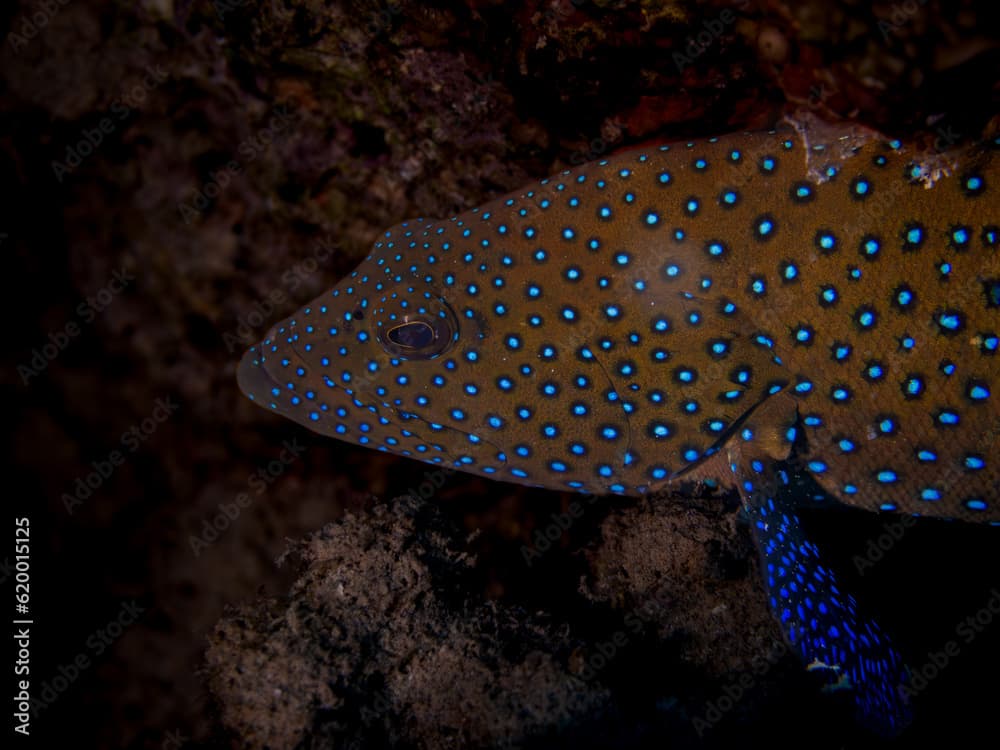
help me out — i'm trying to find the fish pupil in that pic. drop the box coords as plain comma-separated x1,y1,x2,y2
388,321,435,349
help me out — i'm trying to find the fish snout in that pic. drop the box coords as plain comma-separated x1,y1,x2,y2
237,344,281,404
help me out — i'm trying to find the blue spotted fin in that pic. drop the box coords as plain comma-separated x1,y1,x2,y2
717,390,910,732
237,119,998,731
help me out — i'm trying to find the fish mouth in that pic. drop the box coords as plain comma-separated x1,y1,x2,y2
239,338,507,469
236,328,317,416
237,344,280,404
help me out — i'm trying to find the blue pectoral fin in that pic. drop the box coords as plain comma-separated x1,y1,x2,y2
745,489,912,734
719,398,912,734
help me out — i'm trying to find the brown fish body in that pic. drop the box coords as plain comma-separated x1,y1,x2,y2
239,123,998,521
238,121,998,731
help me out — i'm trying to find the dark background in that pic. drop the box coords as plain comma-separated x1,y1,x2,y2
4,0,999,748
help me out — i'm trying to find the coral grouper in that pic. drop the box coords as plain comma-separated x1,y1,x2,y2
238,118,998,733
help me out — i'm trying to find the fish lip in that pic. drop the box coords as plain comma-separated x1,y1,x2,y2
286,339,508,467
274,339,465,460
237,345,282,404
241,334,507,469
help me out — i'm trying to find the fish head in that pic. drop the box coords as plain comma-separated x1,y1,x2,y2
238,210,642,493
237,220,479,468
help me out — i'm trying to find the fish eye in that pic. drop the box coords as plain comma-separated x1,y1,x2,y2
387,320,435,349
376,306,457,360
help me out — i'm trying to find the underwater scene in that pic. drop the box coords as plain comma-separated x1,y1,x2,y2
7,1,999,748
